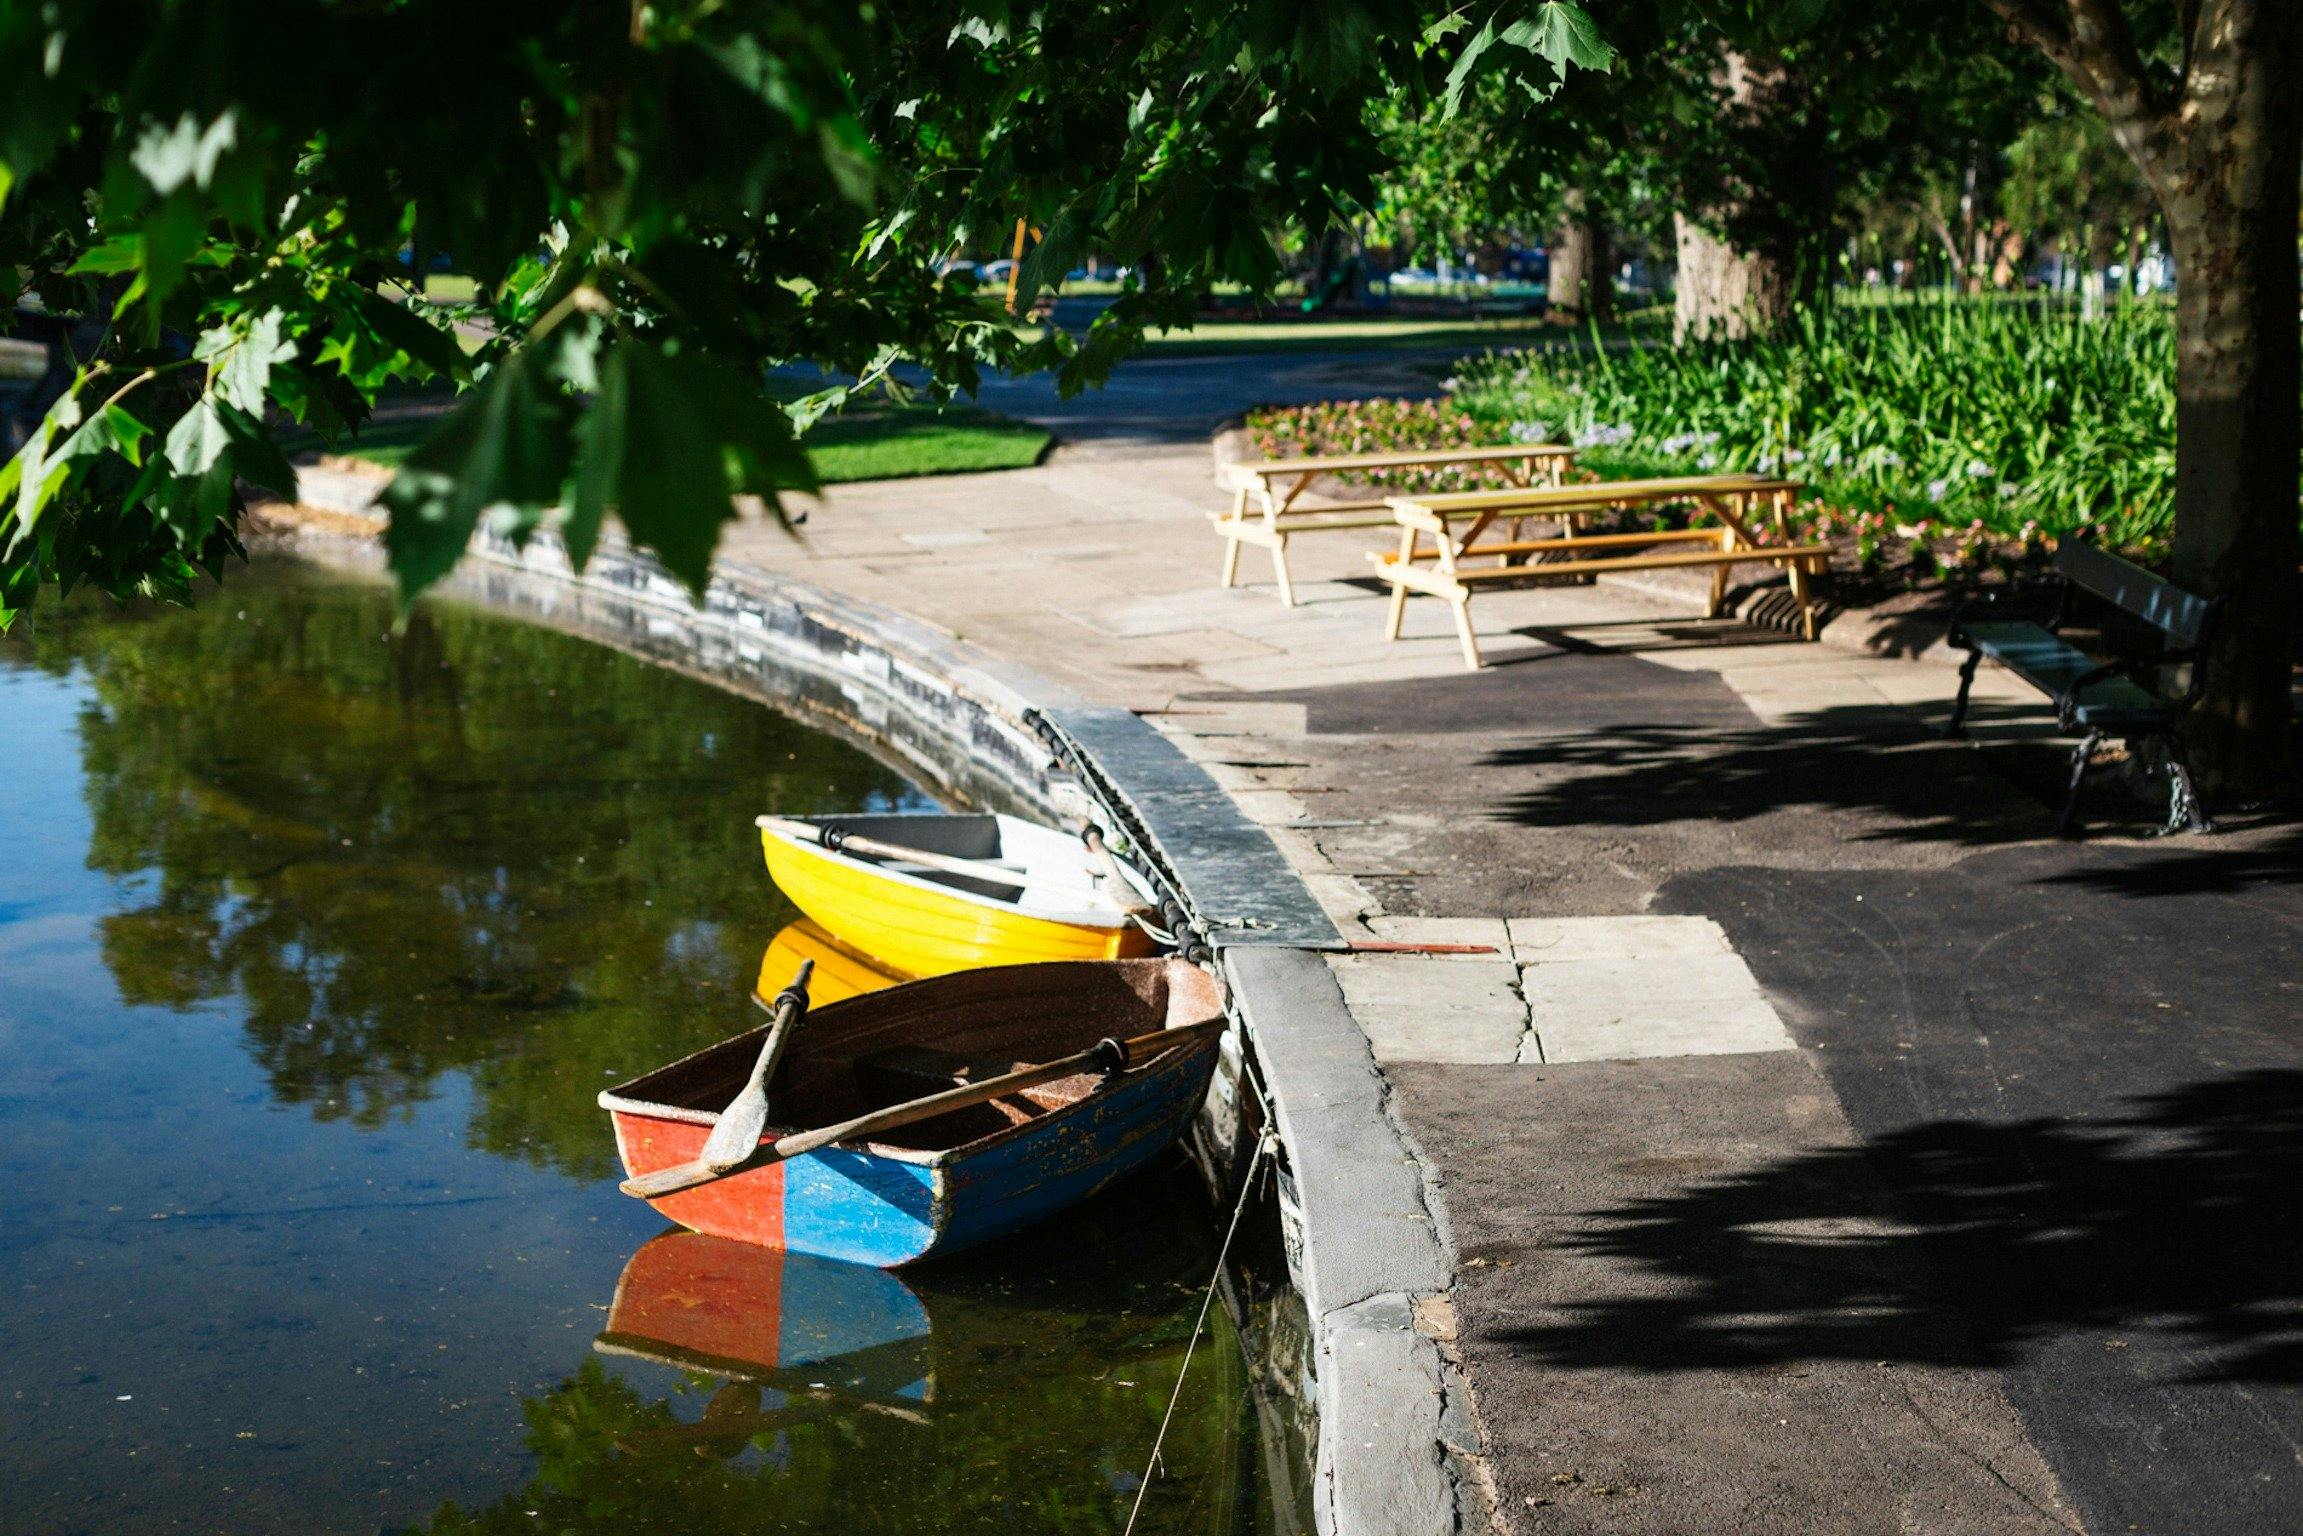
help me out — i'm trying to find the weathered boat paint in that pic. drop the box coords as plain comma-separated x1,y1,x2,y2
758,812,1157,978
602,960,1225,1267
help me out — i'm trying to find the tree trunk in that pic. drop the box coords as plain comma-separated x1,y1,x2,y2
1673,213,1790,341
2158,111,2300,798
1987,221,2025,290
1548,196,1613,326
1672,51,1799,341
1988,0,2301,801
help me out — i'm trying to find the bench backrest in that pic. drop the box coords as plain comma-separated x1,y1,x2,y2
2055,541,2217,646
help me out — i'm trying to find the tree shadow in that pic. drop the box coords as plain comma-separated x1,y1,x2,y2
1487,1070,2303,1383
1478,700,2088,846
2031,823,2303,898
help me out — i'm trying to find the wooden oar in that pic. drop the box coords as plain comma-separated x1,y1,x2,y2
756,815,1032,890
1080,823,1161,921
688,960,814,1179
621,1018,1227,1201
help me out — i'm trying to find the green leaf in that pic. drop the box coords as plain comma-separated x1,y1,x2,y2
678,352,816,500
216,309,297,415
1503,3,1612,73
562,345,628,573
218,402,297,499
102,404,152,466
2,396,81,553
68,235,143,275
379,354,570,600
1443,16,1501,115
609,343,739,595
130,110,239,195
164,399,232,478
354,288,470,382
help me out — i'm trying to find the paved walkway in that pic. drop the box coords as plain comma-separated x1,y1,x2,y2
718,447,2303,1536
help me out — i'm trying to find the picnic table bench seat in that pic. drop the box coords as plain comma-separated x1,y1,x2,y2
1374,474,1823,668
1214,442,1577,605
1947,541,2223,834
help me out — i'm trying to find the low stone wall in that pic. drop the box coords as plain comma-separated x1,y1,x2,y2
267,490,1464,1536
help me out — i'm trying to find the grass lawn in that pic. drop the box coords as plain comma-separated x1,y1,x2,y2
805,403,1052,482
293,400,1052,483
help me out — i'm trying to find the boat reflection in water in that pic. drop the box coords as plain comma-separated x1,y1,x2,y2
757,918,911,1007
426,1168,1301,1534
597,1231,935,1407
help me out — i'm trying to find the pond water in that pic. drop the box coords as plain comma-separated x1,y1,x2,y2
0,565,1301,1536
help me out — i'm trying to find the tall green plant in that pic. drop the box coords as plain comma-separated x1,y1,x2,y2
1454,298,2193,545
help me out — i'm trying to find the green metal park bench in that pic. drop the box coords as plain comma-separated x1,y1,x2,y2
1947,540,2223,836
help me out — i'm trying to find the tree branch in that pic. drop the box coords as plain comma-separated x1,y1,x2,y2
1983,0,2175,178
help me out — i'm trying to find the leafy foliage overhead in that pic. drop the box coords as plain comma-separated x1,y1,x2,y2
0,0,1609,621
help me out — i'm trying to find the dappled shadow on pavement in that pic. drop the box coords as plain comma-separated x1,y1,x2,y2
1478,701,2080,847
1490,1071,2303,1383
2031,824,2303,898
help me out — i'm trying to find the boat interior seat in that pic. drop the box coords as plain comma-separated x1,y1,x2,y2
850,1042,1094,1146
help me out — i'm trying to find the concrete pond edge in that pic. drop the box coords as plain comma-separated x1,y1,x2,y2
265,481,1468,1536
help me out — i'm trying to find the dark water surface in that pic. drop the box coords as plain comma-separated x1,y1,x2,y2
0,566,1288,1536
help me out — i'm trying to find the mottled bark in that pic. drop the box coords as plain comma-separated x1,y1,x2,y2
1672,214,1791,340
1988,0,2300,799
2158,106,2300,795
1671,52,1800,341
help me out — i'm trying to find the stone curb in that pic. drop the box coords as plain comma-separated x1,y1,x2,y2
266,473,1463,1536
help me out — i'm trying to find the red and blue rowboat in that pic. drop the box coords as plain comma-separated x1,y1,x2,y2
594,1230,934,1404
600,959,1226,1267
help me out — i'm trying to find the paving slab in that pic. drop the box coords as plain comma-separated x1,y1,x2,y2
1505,915,1733,962
1532,994,1796,1063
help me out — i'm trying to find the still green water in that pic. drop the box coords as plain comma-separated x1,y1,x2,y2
0,565,1295,1536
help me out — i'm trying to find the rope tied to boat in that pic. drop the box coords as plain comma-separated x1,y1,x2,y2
1120,1124,1279,1536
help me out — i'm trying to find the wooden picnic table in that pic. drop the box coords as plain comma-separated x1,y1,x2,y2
1215,443,1577,606
1375,474,1827,668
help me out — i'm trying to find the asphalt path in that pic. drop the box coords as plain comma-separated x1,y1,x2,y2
1229,644,2303,1533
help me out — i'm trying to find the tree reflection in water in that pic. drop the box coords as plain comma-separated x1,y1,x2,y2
15,564,927,1175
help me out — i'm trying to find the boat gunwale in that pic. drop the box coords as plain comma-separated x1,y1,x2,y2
598,960,1227,1169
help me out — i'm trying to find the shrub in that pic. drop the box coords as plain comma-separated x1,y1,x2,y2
1447,299,2196,549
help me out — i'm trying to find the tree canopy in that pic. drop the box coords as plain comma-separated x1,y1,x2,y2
0,0,1612,621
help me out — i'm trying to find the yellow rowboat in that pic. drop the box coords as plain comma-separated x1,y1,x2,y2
756,813,1159,979
757,919,913,1006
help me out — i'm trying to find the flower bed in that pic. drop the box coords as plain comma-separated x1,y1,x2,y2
1243,396,1556,494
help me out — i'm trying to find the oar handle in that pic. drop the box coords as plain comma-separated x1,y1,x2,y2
757,815,1033,890
743,958,814,1095
757,1017,1225,1165
619,1019,1227,1201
